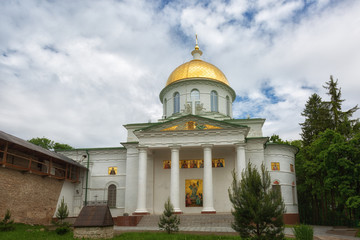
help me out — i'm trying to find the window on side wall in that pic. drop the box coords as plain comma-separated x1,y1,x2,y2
108,184,116,208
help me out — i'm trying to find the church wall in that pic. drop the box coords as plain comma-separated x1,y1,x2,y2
55,180,83,217
265,144,298,214
246,141,266,171
124,144,139,214
59,148,127,217
0,167,63,224
146,152,154,213
87,149,126,216
124,123,153,142
152,146,235,214
226,119,265,137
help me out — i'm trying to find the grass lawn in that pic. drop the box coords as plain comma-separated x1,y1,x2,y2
0,223,294,240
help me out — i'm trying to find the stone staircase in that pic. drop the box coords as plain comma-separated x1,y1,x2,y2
137,214,234,228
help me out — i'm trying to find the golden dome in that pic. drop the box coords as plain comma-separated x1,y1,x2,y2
166,59,229,86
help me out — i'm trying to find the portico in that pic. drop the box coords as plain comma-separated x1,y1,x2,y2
132,115,249,215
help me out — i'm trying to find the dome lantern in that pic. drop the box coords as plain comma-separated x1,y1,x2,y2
191,34,202,60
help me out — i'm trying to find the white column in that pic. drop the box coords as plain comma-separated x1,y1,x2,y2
202,144,216,213
235,143,246,180
134,146,149,214
170,145,182,213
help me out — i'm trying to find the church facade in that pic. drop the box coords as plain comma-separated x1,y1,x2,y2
58,43,299,223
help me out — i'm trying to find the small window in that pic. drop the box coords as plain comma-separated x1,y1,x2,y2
210,91,218,112
226,96,230,116
108,184,116,208
174,92,180,114
272,184,281,197
290,164,294,172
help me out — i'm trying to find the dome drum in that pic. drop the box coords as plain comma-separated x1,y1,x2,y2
160,43,235,120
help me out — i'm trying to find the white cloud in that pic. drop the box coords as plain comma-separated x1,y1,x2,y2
0,0,359,147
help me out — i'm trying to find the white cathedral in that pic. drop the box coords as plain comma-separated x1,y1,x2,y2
58,42,299,223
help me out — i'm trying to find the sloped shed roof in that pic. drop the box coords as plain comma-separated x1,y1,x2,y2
0,130,85,169
73,205,114,227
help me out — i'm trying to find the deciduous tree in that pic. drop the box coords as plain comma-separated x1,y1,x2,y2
28,137,73,151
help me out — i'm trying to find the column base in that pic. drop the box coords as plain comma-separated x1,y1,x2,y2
133,209,150,215
173,211,183,214
201,210,216,214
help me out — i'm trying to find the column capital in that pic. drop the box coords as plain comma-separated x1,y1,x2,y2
234,142,246,149
169,144,181,150
137,145,148,151
201,144,213,149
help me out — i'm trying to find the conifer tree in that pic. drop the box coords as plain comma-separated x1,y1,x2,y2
300,93,331,146
158,198,180,234
323,76,359,138
228,163,285,240
56,197,69,224
0,209,15,232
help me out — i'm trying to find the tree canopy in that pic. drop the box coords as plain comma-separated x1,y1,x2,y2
28,137,73,151
296,76,360,225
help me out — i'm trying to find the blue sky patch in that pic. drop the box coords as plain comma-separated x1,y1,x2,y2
261,81,285,104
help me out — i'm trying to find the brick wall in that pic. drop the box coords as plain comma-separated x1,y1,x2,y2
0,167,64,225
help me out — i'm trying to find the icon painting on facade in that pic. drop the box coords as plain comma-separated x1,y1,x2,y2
185,179,203,207
163,159,224,169
108,167,117,175
161,121,223,131
271,162,280,171
163,161,171,169
212,158,225,168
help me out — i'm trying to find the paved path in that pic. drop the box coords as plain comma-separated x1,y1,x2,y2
114,225,359,239
115,214,359,239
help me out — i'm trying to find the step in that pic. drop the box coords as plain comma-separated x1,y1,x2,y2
137,214,234,228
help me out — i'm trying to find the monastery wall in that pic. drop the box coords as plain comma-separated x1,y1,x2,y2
0,167,63,225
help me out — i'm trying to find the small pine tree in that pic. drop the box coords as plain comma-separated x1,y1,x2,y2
56,197,69,224
0,209,15,231
158,198,180,234
228,163,285,240
54,197,70,235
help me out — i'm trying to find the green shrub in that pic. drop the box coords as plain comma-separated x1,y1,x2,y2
0,209,15,232
55,225,70,235
292,224,313,240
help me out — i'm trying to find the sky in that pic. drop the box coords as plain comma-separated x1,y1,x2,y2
1,0,359,148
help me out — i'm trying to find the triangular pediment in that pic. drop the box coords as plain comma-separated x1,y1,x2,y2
136,115,248,133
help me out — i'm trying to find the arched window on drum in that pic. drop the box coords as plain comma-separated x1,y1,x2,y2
173,92,180,114
164,98,167,117
226,95,230,116
191,89,200,114
210,90,218,112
